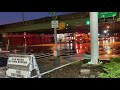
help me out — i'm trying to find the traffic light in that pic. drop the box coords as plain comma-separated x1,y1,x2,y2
86,20,90,25
66,23,69,27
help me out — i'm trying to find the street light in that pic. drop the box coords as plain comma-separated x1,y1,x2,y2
104,30,109,40
104,30,107,34
106,25,110,29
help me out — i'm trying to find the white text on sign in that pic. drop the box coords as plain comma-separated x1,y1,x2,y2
6,68,29,78
8,57,29,66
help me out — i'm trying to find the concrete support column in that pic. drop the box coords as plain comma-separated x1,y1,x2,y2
90,12,99,64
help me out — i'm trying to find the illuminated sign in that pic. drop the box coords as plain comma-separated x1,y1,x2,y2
98,12,117,18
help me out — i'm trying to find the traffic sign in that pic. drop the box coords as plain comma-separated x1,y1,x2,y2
98,12,117,19
6,68,29,78
51,20,58,28
6,54,41,78
7,56,30,66
58,22,65,30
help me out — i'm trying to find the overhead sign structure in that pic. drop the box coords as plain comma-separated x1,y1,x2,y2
98,12,117,19
51,20,58,28
6,54,41,78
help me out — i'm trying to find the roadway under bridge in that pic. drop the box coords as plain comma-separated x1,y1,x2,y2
0,12,120,34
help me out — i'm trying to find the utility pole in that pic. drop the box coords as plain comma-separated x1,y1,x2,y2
90,12,99,64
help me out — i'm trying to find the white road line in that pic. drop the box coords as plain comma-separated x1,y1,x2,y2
40,60,80,76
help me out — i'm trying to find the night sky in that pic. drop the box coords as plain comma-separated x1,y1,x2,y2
0,12,75,25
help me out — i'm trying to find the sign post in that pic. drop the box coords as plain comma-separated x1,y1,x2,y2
51,20,59,57
49,12,59,57
6,54,41,78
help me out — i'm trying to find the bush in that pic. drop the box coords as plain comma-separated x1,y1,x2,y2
98,58,120,78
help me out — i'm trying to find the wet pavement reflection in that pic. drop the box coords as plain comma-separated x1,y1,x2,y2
0,36,120,73
2,37,119,56
37,54,83,73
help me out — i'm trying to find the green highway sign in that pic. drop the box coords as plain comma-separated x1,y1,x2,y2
98,12,117,19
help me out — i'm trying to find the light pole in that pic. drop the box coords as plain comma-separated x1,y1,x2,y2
22,12,27,47
104,30,108,39
90,12,99,64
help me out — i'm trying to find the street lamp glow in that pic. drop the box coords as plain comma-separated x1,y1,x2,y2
107,26,109,29
104,30,107,33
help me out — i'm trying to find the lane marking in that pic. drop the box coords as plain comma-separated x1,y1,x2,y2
40,60,80,76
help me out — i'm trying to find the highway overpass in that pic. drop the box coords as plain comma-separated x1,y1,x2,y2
0,12,119,34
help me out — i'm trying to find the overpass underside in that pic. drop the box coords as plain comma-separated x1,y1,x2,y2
0,12,120,34
0,12,90,34
25,25,90,34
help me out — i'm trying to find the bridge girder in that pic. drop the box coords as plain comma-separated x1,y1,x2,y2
0,12,89,34
0,12,119,34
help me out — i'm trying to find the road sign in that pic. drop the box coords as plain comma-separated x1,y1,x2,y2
58,22,65,30
98,12,117,19
51,20,58,28
6,54,41,78
6,68,29,78
7,56,30,66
